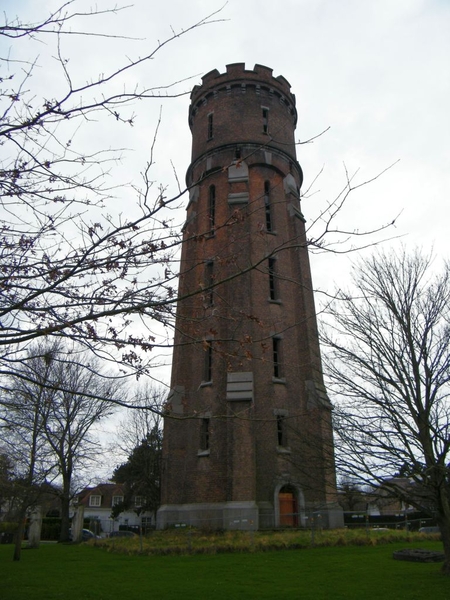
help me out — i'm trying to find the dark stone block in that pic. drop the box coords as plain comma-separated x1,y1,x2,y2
393,548,445,563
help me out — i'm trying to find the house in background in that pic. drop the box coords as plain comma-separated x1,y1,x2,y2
366,478,417,516
75,483,154,535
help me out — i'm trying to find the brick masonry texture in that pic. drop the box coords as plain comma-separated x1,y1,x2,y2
159,64,342,529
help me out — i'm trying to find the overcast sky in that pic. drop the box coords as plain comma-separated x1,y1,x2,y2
5,0,449,283
3,0,450,466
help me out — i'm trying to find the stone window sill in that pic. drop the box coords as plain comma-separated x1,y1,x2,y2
277,446,291,455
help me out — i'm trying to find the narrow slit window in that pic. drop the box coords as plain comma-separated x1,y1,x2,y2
268,257,277,301
204,341,213,382
205,260,214,306
273,337,282,379
277,415,287,447
207,113,214,140
262,108,269,133
200,418,210,451
208,185,216,234
264,180,272,232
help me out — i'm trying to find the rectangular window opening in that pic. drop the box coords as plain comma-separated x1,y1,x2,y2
262,107,269,133
208,185,216,234
277,415,287,447
205,261,214,306
273,337,282,379
207,113,214,140
89,495,101,507
200,418,210,451
204,341,213,382
268,257,277,301
264,181,273,232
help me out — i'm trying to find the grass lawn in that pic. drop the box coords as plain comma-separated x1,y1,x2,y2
0,539,448,600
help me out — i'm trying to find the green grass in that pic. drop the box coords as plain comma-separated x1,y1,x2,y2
1,538,448,600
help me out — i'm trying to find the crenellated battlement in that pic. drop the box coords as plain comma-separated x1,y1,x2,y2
190,63,295,108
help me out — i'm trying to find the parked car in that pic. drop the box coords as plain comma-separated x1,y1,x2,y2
419,526,440,534
69,528,99,542
109,530,137,538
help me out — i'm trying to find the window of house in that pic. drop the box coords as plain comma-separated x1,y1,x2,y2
264,181,273,232
205,260,214,306
203,341,213,382
141,516,152,526
208,185,216,234
112,495,124,506
200,418,210,451
207,113,214,140
268,257,277,301
262,107,269,133
272,337,282,379
89,495,101,507
135,496,145,507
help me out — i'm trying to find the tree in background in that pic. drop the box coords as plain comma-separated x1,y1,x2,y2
112,427,163,523
1,342,120,555
115,385,165,457
110,385,164,523
323,249,450,574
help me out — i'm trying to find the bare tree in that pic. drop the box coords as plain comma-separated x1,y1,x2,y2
323,248,450,574
39,347,119,542
0,2,225,388
0,2,399,402
1,342,120,554
0,347,56,560
112,425,163,524
115,384,165,457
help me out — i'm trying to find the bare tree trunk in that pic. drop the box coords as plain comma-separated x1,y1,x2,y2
59,493,71,543
437,489,450,575
13,509,26,561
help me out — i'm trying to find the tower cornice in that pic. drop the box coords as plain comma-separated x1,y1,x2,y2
186,142,303,188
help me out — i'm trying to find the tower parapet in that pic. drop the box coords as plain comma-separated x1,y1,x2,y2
188,63,298,175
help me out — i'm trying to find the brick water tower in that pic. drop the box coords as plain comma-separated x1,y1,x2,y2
157,64,343,530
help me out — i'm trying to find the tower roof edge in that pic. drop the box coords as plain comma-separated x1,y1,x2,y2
190,63,295,106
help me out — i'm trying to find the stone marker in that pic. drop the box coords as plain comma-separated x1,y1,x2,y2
71,504,84,542
28,506,42,548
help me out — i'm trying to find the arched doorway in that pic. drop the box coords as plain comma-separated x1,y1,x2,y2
278,485,298,527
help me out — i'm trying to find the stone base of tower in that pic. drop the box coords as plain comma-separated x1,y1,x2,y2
157,501,344,531
311,503,345,529
157,502,259,531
